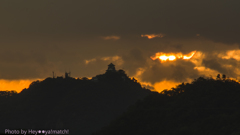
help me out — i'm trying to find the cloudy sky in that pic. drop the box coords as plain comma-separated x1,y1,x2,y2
1,0,240,92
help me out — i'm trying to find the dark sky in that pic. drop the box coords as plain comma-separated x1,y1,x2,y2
1,0,240,91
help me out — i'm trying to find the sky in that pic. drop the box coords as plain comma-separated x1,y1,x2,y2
0,0,240,92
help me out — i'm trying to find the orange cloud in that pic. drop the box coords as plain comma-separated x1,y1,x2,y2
84,55,124,66
85,58,96,64
101,55,123,65
101,56,121,61
102,36,120,40
141,34,165,39
218,50,240,61
194,66,219,76
189,51,205,66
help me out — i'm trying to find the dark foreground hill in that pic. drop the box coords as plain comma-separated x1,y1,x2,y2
0,70,152,135
94,77,240,135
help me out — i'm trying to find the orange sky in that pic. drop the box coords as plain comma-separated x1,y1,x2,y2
0,78,180,93
0,1,240,95
1,49,240,93
0,79,42,93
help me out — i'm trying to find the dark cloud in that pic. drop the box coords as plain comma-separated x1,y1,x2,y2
0,0,239,82
220,58,239,68
202,58,237,78
0,0,239,43
141,59,200,84
121,49,148,76
170,64,199,82
202,59,226,73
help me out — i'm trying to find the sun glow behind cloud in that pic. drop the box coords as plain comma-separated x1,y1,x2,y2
151,51,196,62
8,49,237,94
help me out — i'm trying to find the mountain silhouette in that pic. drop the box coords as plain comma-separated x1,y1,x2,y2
0,64,153,135
93,75,240,135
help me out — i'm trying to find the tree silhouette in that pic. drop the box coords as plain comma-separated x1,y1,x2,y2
94,75,240,135
217,74,221,80
222,74,226,80
0,69,152,135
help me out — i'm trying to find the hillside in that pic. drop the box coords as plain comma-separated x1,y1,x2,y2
94,76,240,135
0,69,152,135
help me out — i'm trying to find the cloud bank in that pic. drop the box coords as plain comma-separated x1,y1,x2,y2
0,0,240,92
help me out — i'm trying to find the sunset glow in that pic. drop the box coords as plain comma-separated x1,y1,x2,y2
151,51,196,62
0,79,43,93
141,34,165,39
153,80,181,92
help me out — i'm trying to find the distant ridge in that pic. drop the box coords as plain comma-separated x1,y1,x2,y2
94,76,240,135
0,64,153,135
